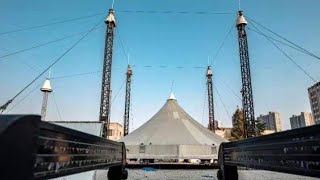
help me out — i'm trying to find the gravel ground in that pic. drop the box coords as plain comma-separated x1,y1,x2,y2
95,169,317,180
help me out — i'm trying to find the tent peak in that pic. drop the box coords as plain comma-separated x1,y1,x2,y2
168,93,176,100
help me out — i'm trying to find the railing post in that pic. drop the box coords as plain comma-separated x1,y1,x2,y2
217,125,320,179
0,115,41,180
108,142,128,179
217,142,238,180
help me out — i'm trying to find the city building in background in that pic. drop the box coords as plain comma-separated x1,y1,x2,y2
215,127,232,140
214,120,222,129
261,130,276,135
308,81,320,124
108,122,124,141
290,112,315,129
257,112,282,132
49,121,124,141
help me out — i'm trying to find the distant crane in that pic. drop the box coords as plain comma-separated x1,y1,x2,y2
123,65,132,136
236,11,256,138
206,66,215,132
99,9,116,138
40,78,52,121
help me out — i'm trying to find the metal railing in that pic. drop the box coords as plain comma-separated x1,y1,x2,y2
0,115,128,180
217,124,320,180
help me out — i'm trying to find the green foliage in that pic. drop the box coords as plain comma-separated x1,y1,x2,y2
230,107,245,141
256,121,266,136
230,107,266,140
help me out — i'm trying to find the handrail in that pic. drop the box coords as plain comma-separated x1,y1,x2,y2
0,115,128,180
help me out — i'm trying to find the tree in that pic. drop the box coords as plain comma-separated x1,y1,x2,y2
256,121,266,136
230,107,266,141
230,107,245,141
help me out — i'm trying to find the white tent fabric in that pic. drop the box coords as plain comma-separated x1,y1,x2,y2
119,94,227,160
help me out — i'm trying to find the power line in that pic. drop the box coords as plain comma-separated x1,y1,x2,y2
49,65,206,81
248,20,317,83
5,82,42,113
201,77,207,126
47,65,207,83
51,70,101,80
248,27,320,61
0,12,105,36
214,97,221,124
0,46,41,72
214,83,232,120
210,21,235,65
0,26,103,60
111,80,126,105
215,76,242,102
118,10,232,15
51,65,205,80
51,65,206,70
246,16,320,61
0,19,104,113
52,92,63,121
129,77,135,131
115,29,129,63
133,65,206,69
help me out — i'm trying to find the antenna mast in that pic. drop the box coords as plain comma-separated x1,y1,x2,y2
99,9,116,138
123,65,132,136
236,11,256,138
40,77,52,121
206,66,215,132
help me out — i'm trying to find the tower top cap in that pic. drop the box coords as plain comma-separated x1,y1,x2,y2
236,10,247,26
105,9,116,25
41,79,52,92
127,64,133,75
168,93,176,100
207,66,213,76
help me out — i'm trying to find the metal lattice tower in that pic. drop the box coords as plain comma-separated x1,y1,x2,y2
236,11,256,138
206,66,215,132
99,9,116,138
40,79,52,121
123,65,132,136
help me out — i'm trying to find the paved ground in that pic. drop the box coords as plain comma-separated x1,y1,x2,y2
96,169,317,180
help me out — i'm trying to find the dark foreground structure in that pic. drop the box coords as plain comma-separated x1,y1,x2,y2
0,114,319,180
217,124,320,179
0,115,127,180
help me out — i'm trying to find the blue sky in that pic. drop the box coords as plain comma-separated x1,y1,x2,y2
0,0,319,131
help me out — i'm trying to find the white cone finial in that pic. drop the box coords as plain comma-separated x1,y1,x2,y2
41,79,52,92
105,9,116,25
236,11,247,26
168,93,176,100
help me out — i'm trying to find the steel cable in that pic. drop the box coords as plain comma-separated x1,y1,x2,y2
248,19,317,83
0,19,104,113
0,26,103,60
246,16,320,61
0,12,105,36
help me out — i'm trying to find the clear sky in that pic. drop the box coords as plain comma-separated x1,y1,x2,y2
0,0,320,131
